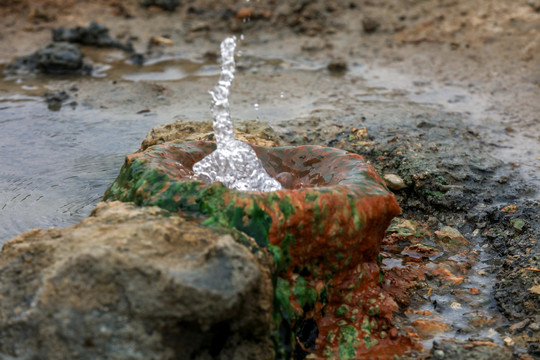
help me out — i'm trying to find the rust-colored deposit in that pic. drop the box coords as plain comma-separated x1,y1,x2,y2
104,140,420,358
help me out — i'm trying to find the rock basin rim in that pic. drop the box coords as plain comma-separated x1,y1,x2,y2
130,140,391,191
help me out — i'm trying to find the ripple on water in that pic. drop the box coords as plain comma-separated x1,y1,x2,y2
0,99,167,245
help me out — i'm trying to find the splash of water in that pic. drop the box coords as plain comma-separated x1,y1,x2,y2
192,36,282,192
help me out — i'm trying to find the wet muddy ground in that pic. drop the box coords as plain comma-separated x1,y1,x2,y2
0,0,539,358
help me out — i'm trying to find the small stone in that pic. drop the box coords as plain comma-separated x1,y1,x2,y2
412,319,450,339
362,17,380,33
510,218,526,232
433,349,445,359
450,301,462,310
509,318,531,333
401,243,441,259
35,42,83,71
434,226,471,250
383,174,407,191
501,204,517,213
236,8,254,20
190,21,210,32
150,36,173,46
469,287,480,295
327,59,348,73
503,336,515,347
52,22,133,51
129,53,145,65
44,90,70,111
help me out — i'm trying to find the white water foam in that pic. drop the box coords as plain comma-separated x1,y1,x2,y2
192,36,282,192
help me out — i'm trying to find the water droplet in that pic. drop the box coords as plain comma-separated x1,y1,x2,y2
254,103,259,111
237,50,243,57
240,34,245,40
280,91,285,99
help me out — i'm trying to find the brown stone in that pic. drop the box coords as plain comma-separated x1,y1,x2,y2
509,319,531,334
236,8,253,20
412,319,450,339
469,287,481,295
0,202,273,360
434,226,471,250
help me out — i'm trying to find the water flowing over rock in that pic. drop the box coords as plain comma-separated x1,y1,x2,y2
192,36,282,192
0,202,273,360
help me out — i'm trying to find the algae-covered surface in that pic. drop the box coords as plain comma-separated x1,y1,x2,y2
103,140,410,357
0,0,539,358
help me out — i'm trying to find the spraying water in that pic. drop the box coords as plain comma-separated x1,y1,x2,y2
192,36,282,192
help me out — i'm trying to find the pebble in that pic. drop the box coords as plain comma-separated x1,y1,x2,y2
469,287,480,295
236,8,253,20
503,336,515,347
510,218,526,232
433,349,445,359
327,59,348,73
509,318,531,333
383,174,407,191
450,301,462,310
362,17,380,33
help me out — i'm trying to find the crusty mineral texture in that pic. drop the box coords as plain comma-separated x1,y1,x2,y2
0,201,273,360
105,140,418,358
140,120,282,151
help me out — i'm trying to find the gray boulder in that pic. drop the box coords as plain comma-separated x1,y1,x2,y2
0,201,273,360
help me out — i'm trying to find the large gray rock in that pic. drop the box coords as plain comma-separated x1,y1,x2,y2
0,201,273,360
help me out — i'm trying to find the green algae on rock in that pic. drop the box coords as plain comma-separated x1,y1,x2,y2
104,140,416,358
